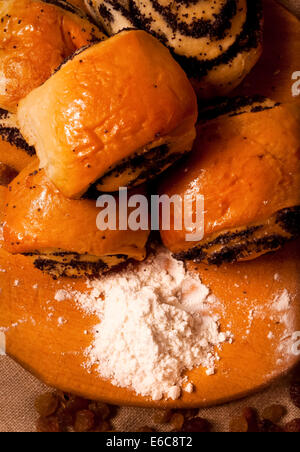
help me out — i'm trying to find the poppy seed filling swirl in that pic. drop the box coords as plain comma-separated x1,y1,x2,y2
86,0,263,79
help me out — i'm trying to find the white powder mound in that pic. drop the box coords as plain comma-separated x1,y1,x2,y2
273,289,291,312
56,248,232,401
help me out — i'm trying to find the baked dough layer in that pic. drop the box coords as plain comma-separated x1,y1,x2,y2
22,251,130,279
0,0,106,112
160,98,300,264
0,109,35,172
3,162,149,278
85,0,134,34
86,0,263,97
17,30,197,198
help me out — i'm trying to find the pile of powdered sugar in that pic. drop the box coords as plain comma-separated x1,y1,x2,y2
55,248,233,401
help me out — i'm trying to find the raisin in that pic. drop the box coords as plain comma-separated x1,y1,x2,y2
290,381,300,409
243,407,259,432
56,407,75,432
170,413,185,431
107,404,119,418
291,362,300,382
284,419,300,432
229,416,248,433
182,417,212,432
36,416,61,432
91,421,111,432
74,410,95,432
178,408,199,419
34,391,119,433
262,405,286,423
259,419,284,432
153,409,173,423
35,393,59,417
88,402,110,420
61,393,90,412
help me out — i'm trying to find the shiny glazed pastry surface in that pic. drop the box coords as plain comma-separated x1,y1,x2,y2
3,162,149,278
86,0,263,98
160,100,300,265
17,30,198,198
0,0,106,112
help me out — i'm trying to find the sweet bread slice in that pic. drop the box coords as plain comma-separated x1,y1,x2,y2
17,30,197,198
0,109,35,175
3,162,149,278
86,0,263,98
0,0,106,111
160,98,300,264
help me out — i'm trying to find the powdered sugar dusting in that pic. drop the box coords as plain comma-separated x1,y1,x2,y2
56,248,233,401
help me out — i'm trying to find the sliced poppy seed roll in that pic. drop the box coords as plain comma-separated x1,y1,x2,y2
85,0,135,33
0,0,106,112
159,98,300,265
3,162,150,279
17,30,197,198
0,108,35,174
86,0,263,98
196,95,280,122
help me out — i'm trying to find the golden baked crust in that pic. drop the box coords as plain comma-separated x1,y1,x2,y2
17,30,198,198
0,0,106,112
3,161,149,278
160,99,300,264
87,0,263,98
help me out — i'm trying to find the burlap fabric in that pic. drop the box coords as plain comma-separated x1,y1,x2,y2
279,0,300,15
0,0,299,433
1,357,300,432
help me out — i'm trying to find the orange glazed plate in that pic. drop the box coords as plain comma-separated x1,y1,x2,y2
0,238,299,408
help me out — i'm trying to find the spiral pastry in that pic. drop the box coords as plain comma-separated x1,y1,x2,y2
0,108,35,176
159,98,300,265
85,0,135,34
3,163,149,279
86,0,263,98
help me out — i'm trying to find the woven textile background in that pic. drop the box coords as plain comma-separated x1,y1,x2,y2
279,0,300,16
